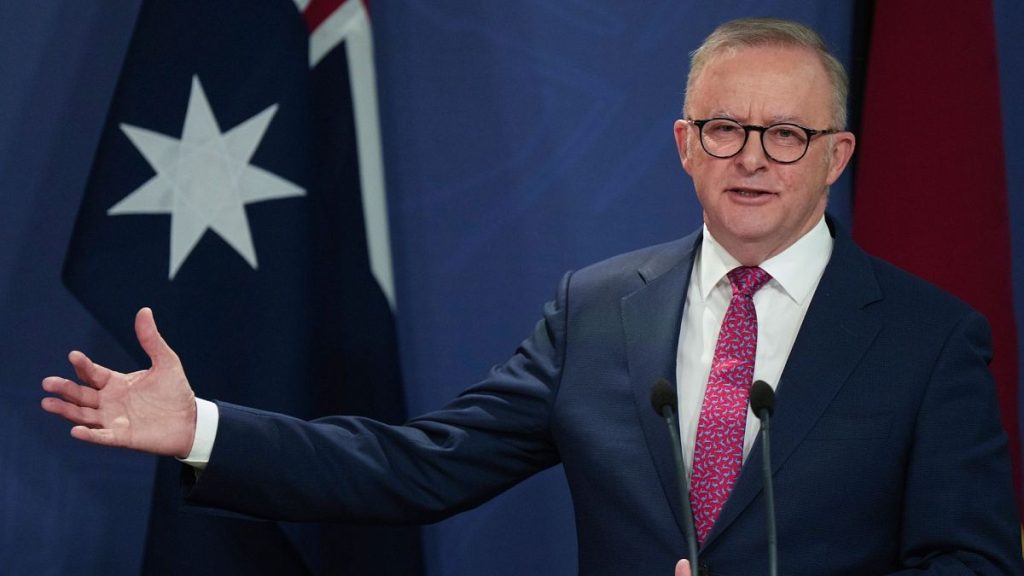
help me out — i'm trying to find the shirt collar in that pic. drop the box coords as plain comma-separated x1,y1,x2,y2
697,216,833,304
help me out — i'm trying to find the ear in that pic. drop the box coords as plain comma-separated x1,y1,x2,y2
674,119,695,175
825,131,856,186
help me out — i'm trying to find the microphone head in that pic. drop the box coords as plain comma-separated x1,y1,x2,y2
650,378,678,415
749,380,776,417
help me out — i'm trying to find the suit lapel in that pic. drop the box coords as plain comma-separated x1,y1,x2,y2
622,230,701,540
702,220,885,548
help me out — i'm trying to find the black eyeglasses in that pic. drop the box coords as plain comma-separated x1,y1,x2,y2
683,118,839,164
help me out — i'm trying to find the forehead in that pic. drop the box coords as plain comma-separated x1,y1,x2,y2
688,45,832,124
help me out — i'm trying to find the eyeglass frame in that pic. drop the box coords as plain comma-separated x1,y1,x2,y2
681,117,840,164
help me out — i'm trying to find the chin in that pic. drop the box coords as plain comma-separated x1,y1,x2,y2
717,213,778,240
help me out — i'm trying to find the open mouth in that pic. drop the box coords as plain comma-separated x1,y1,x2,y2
728,188,773,198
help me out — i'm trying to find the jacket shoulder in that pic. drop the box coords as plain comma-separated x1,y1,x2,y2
568,230,700,294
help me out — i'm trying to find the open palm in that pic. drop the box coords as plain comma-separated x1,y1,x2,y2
41,308,197,458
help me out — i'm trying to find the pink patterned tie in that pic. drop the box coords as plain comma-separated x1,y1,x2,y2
690,266,771,542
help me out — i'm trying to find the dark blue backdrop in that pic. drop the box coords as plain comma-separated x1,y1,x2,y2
1,2,1021,574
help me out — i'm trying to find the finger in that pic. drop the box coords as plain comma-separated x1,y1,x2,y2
41,376,100,409
40,397,103,427
135,307,179,368
68,350,114,391
675,559,691,576
70,425,121,448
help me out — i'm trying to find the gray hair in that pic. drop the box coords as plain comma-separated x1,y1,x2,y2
684,18,849,129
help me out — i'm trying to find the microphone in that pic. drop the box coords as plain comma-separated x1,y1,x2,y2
650,379,700,576
749,380,777,576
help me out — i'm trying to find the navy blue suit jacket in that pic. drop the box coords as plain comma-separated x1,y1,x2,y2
188,220,1023,575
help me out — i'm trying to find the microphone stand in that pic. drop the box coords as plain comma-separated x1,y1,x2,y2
651,379,700,576
750,380,778,576
660,404,701,576
758,407,777,576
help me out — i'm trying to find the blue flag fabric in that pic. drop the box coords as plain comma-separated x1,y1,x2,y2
62,1,422,573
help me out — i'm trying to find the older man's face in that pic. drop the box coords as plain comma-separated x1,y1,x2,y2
674,45,854,264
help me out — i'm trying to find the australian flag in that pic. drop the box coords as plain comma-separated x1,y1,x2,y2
62,1,423,574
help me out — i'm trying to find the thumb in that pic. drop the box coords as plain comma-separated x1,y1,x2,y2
675,559,691,576
135,307,177,367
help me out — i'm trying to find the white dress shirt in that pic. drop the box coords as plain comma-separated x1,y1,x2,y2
675,217,832,472
184,217,833,470
180,397,218,469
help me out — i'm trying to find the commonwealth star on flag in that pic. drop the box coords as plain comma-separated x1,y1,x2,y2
62,1,422,573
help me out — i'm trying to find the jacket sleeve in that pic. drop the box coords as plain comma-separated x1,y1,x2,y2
184,273,572,524
892,309,1023,575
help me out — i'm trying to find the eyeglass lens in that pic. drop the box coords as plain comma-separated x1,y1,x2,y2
700,119,810,163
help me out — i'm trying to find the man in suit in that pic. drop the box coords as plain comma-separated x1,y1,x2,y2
42,18,1022,575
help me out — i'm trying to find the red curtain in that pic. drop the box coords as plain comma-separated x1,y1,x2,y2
853,0,1021,510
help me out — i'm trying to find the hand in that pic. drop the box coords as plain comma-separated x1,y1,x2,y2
41,307,197,458
675,559,691,576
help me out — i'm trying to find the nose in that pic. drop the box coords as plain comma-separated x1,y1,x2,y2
734,128,769,173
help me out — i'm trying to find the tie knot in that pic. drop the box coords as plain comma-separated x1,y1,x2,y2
727,266,771,297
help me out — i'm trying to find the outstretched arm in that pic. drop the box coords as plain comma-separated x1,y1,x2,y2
41,307,197,458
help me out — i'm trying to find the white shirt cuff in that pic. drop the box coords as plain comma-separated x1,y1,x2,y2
177,398,219,470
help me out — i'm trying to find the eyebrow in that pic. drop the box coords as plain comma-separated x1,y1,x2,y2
766,113,807,125
703,110,808,125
